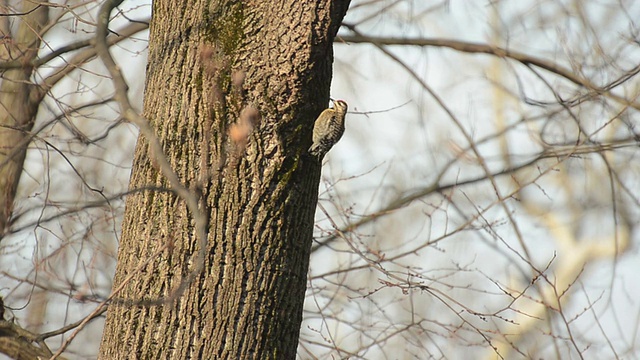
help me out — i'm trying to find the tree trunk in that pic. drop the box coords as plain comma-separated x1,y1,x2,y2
99,1,350,358
0,3,48,238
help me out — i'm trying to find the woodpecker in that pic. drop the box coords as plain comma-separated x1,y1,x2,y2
309,99,348,159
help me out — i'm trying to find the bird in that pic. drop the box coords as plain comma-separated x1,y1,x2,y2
309,99,348,159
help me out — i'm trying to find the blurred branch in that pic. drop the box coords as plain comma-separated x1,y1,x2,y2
312,136,634,253
314,22,640,258
0,1,48,238
489,209,630,358
0,320,58,360
8,186,171,235
37,20,149,97
37,307,106,341
338,24,640,111
50,234,173,359
0,20,148,70
0,4,44,17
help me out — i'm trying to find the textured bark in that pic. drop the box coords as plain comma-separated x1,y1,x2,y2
99,1,350,359
0,3,48,238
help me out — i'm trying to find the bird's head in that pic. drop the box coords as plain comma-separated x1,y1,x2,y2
330,99,348,114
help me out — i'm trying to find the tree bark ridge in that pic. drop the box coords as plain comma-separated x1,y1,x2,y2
99,1,350,358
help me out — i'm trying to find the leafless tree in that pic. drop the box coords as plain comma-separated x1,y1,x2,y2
0,0,638,359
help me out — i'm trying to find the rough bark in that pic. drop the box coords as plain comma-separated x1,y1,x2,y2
99,1,350,359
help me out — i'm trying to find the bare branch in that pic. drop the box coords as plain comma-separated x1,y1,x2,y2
339,24,640,111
